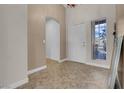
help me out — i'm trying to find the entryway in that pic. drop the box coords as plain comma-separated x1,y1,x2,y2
45,17,60,62
68,23,87,63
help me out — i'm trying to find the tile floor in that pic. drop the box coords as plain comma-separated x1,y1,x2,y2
18,59,109,89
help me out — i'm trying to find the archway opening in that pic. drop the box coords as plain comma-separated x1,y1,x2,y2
45,17,60,62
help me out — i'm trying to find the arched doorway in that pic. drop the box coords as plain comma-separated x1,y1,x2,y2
45,17,60,62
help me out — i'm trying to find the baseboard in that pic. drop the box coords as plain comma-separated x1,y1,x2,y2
47,58,67,63
85,62,109,69
2,65,47,89
2,77,28,89
28,65,47,75
66,58,109,69
58,58,67,63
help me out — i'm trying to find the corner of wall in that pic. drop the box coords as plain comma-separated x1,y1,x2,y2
2,77,29,89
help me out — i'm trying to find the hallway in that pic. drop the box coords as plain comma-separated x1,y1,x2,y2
18,59,109,89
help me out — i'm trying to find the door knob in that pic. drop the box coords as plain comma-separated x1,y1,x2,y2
83,42,86,46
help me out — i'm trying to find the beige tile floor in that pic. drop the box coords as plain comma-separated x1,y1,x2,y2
18,59,109,89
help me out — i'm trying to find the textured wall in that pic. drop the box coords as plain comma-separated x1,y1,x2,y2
116,5,124,20
116,5,124,36
28,5,66,70
0,5,28,88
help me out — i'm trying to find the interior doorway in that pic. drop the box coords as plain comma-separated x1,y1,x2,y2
45,17,60,62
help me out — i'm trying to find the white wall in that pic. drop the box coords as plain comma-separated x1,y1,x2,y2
117,18,124,36
46,18,60,61
0,7,7,87
0,5,28,88
66,5,116,69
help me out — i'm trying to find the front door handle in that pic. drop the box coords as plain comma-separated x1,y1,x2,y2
82,42,86,46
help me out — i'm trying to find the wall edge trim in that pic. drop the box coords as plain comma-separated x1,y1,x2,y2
58,58,67,63
66,58,109,69
2,77,28,89
28,65,47,75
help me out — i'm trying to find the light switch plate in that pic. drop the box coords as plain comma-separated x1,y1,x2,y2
43,40,46,44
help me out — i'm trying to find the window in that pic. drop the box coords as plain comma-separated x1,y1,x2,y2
92,19,107,60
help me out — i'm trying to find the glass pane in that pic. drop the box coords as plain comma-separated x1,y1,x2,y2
95,27,99,38
93,19,107,60
95,24,99,28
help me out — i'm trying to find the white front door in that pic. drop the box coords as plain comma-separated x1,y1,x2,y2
68,24,87,63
